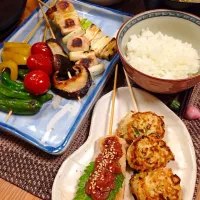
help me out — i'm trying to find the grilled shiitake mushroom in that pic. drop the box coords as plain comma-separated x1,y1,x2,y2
46,38,68,57
52,64,92,99
46,39,73,73
53,54,73,75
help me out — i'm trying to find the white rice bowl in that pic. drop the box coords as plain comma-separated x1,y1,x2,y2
126,28,200,80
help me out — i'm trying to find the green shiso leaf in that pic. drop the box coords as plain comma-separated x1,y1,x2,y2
107,173,125,200
73,162,94,200
74,162,125,200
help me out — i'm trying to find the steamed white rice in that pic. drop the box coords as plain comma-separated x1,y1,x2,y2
126,29,200,79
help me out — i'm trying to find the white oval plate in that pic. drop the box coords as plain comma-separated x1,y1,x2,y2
52,87,197,200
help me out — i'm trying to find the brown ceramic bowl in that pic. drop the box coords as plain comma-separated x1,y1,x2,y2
117,10,200,94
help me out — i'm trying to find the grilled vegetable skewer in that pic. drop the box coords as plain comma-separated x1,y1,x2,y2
115,69,183,200
1,1,58,121
45,0,117,78
40,1,94,99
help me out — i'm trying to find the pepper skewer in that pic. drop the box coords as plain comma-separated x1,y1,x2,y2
5,18,44,122
4,1,57,122
108,64,118,136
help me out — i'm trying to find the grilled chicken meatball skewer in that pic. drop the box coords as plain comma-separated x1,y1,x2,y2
119,69,182,199
127,136,174,172
116,111,165,144
130,168,182,200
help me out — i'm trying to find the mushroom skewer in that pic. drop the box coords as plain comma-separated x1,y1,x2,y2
38,1,84,100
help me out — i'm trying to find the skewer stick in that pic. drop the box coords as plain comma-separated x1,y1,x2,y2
108,64,118,136
38,2,56,39
43,25,48,42
67,72,72,79
123,68,138,112
5,110,12,123
38,0,51,8
23,17,44,43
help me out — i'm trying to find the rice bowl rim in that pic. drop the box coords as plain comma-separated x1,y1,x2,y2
116,9,200,82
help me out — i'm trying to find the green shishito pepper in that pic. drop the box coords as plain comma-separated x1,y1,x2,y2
0,83,53,103
2,70,25,91
18,69,29,79
0,83,32,99
36,93,53,103
0,99,42,115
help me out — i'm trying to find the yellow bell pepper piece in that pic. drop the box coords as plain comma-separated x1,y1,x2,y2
2,50,28,65
0,61,18,80
4,47,31,56
4,42,31,49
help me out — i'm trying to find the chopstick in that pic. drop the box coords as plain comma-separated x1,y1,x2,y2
123,68,138,112
108,64,118,136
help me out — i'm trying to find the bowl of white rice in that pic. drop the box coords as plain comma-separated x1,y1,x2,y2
117,9,200,94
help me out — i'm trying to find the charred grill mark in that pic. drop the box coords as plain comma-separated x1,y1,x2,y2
64,18,75,28
171,174,181,185
57,1,69,9
46,5,57,18
72,38,82,47
79,58,92,68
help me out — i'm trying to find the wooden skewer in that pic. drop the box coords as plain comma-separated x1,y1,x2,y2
67,72,72,79
108,64,118,136
38,2,56,39
43,25,48,42
5,110,12,123
38,0,51,8
23,17,44,43
123,68,138,112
